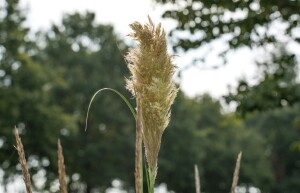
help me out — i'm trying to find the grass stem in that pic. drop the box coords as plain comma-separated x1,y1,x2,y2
231,152,242,193
14,127,33,193
58,139,68,193
195,164,200,193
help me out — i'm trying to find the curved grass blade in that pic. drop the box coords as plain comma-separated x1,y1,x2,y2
84,88,144,193
85,88,136,131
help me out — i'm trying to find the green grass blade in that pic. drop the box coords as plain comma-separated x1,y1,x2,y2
85,88,136,131
84,88,144,193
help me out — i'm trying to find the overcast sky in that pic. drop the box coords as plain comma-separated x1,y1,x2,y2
20,0,257,98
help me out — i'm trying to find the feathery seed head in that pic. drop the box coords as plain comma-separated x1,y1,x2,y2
126,17,178,179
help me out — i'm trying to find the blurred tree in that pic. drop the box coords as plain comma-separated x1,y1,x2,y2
34,12,135,193
245,105,300,193
0,0,75,191
159,92,272,193
225,46,300,116
158,91,201,193
154,0,300,58
153,2,300,192
223,46,300,193
153,0,300,115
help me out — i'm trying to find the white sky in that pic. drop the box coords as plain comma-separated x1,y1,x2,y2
20,0,257,99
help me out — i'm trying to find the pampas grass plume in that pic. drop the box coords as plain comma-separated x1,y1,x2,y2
126,16,178,190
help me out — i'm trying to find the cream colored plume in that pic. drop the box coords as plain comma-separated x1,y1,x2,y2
126,16,178,181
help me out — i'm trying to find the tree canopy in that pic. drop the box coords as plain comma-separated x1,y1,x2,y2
155,0,300,53
154,0,300,192
33,11,136,193
0,0,74,188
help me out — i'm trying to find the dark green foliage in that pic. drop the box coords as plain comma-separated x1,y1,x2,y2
34,12,135,193
223,46,300,192
155,0,300,54
225,47,300,116
245,105,300,193
0,1,135,192
159,92,272,193
0,0,74,189
153,1,300,191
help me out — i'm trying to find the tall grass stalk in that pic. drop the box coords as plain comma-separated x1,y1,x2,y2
231,152,242,193
126,17,178,193
14,128,33,193
135,102,143,193
194,164,201,193
58,139,68,193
